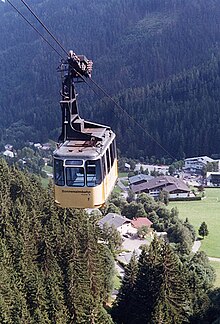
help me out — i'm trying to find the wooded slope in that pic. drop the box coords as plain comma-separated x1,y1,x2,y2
0,0,220,158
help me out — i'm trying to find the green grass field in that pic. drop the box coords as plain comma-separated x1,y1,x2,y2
118,172,128,178
169,188,220,258
42,165,53,173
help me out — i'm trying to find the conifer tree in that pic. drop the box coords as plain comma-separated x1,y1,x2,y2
0,160,115,323
111,252,138,323
113,237,192,323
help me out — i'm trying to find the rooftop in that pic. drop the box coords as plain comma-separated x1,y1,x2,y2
129,174,154,185
131,217,153,229
131,175,189,193
98,213,131,229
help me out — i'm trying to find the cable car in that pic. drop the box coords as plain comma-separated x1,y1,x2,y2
53,51,118,208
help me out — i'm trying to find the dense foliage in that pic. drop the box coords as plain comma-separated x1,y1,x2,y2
112,238,218,324
1,160,220,323
1,0,220,158
0,159,114,323
106,192,196,255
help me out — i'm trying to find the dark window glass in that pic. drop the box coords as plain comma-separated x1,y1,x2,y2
86,159,102,187
65,160,83,166
110,142,115,165
106,149,111,173
66,167,85,187
113,139,117,159
102,155,106,178
54,159,65,186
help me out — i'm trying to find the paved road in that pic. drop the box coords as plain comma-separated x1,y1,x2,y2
117,178,128,191
208,257,220,262
192,240,201,253
192,240,220,262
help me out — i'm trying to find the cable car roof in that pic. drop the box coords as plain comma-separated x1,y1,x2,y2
54,128,115,159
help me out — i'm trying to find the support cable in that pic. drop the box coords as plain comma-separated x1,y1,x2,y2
6,0,63,58
5,0,176,160
20,0,69,56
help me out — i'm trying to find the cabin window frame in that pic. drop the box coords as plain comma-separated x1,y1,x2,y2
86,159,102,187
54,158,65,186
106,148,111,173
65,167,85,187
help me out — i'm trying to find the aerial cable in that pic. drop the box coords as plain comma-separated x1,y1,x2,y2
5,0,63,58
19,0,69,56
4,0,175,160
89,78,176,159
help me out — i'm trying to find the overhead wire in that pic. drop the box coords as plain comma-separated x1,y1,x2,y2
20,0,69,56
6,0,63,58
5,0,175,160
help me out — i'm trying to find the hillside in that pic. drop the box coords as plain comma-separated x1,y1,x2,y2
1,0,220,158
0,159,114,323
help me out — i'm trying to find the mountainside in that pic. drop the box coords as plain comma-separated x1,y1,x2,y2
1,0,220,158
0,159,114,323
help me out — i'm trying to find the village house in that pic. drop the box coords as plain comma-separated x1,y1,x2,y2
130,175,194,199
206,172,220,187
184,156,220,174
131,217,153,229
3,150,14,158
4,144,13,151
98,213,132,235
129,174,154,186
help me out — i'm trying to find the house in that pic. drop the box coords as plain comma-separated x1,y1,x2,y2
131,217,153,229
184,156,219,174
129,174,154,186
41,143,53,151
131,175,193,199
3,150,14,158
34,143,42,149
4,144,13,151
98,213,132,235
206,172,220,187
134,163,169,175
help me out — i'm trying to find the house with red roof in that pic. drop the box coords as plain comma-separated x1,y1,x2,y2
131,217,153,229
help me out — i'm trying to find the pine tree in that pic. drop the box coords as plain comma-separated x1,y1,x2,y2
198,222,209,239
114,237,192,323
111,252,138,323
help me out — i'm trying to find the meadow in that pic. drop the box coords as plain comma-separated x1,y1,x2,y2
170,188,220,258
170,188,220,287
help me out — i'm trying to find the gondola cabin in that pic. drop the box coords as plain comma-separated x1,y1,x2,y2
53,51,118,208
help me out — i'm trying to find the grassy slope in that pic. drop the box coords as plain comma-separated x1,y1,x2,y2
169,188,220,258
170,188,220,287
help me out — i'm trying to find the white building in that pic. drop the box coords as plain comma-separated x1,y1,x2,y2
206,172,220,187
3,150,14,158
98,213,132,235
184,156,218,174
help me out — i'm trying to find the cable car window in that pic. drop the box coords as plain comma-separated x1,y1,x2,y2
66,167,85,187
110,142,115,165
113,139,117,158
54,159,65,186
106,149,111,173
65,160,83,166
102,155,106,178
86,160,102,187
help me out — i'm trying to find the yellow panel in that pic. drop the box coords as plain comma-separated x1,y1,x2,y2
54,159,118,209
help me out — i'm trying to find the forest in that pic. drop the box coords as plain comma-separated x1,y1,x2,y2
1,0,220,158
1,159,220,323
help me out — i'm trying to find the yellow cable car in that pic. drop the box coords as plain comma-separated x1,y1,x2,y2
53,51,118,208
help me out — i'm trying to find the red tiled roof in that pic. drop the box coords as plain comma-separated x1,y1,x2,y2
131,217,153,229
